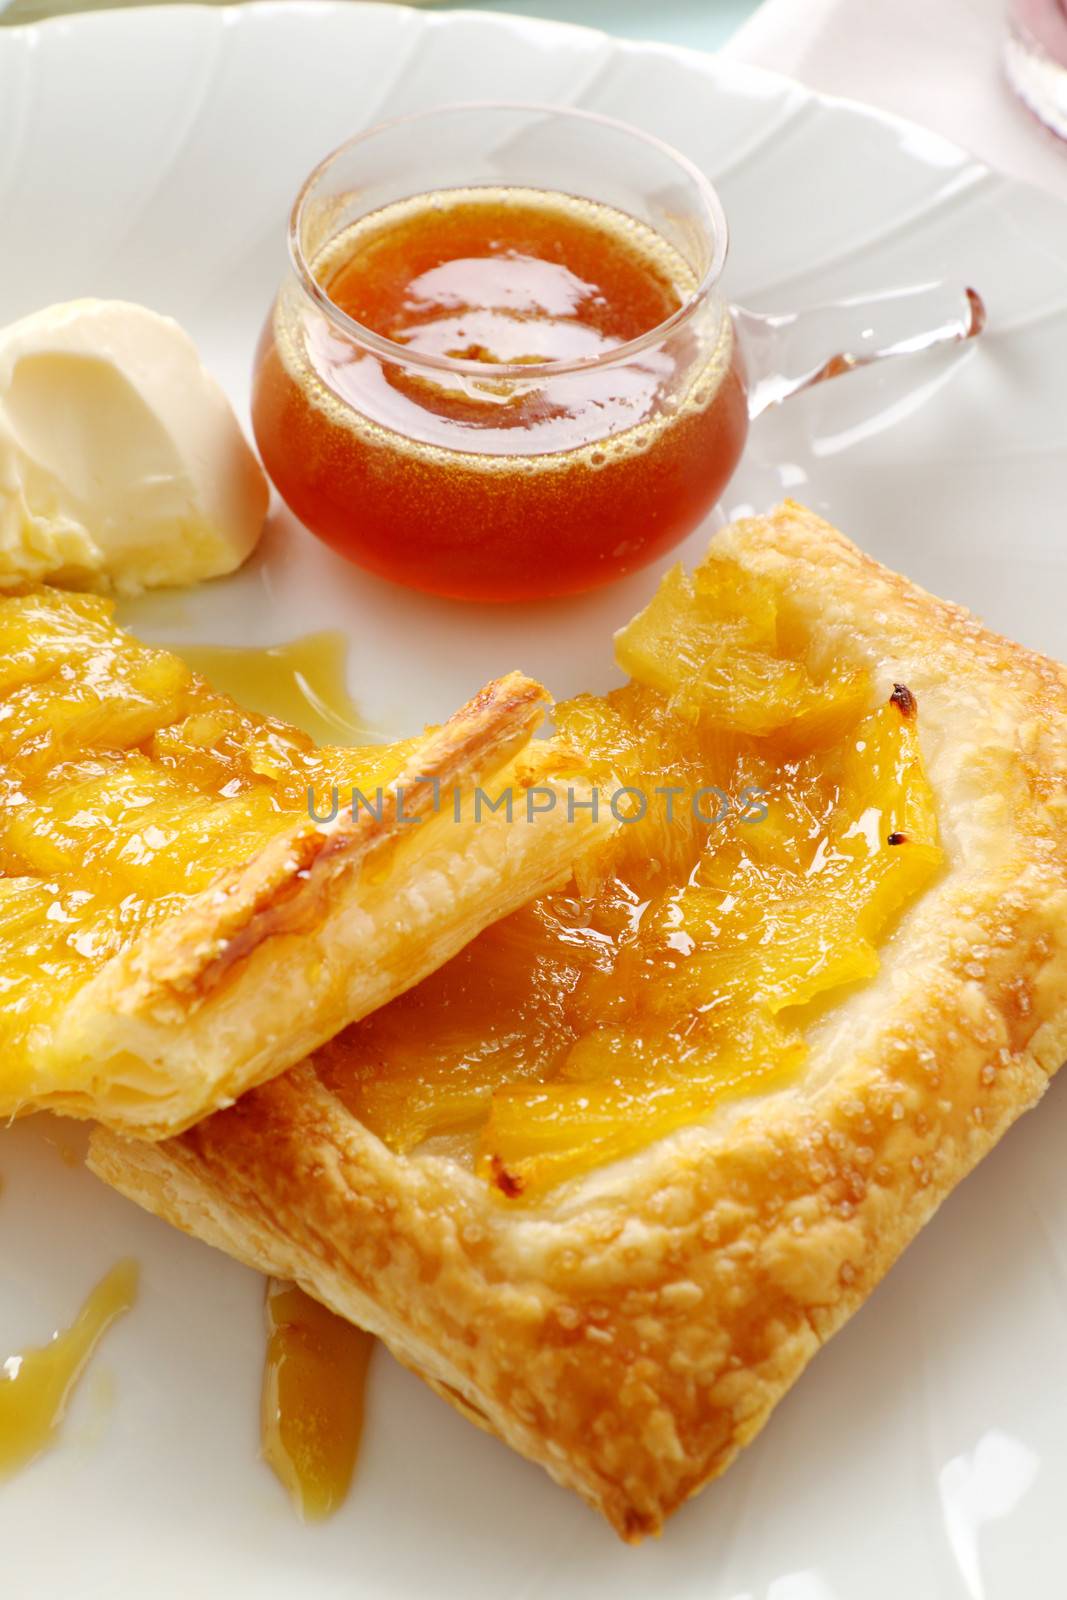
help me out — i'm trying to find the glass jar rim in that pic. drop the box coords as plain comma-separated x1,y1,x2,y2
287,101,730,382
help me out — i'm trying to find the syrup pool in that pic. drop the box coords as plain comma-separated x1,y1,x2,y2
175,632,365,746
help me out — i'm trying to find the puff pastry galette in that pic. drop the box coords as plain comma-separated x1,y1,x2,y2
0,587,603,1135
90,504,1067,1538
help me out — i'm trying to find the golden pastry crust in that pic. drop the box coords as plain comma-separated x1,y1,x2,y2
43,671,607,1135
90,503,1067,1538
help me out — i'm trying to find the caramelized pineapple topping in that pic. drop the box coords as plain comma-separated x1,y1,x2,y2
0,589,413,1106
332,552,942,1198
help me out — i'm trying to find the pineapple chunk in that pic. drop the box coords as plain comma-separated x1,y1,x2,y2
615,556,871,741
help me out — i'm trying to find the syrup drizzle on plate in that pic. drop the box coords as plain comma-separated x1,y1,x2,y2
0,1260,139,1479
261,1279,375,1520
177,631,367,747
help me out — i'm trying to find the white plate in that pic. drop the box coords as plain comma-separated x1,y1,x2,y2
2,5,1066,1597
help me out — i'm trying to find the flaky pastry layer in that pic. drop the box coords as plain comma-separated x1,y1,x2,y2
35,670,606,1135
91,504,1067,1536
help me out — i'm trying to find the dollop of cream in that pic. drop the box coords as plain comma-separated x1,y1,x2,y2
0,298,268,594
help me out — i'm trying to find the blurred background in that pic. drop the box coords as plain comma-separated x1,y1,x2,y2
0,0,757,44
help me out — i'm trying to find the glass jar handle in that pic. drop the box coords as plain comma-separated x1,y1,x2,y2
733,283,985,419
